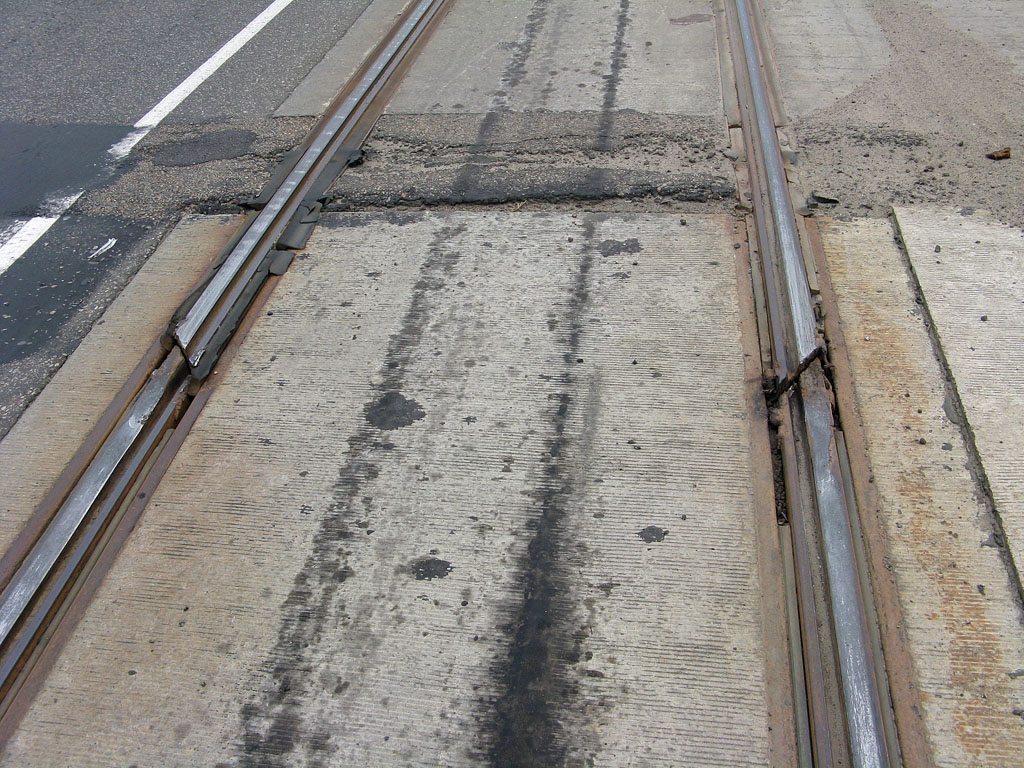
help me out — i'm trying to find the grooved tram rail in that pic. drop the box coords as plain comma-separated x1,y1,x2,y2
1,0,1016,765
0,0,452,729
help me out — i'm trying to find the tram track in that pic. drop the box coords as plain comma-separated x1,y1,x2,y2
0,0,918,763
0,0,452,734
724,0,901,766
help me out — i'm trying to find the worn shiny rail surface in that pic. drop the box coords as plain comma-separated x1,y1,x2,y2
727,1,894,767
0,0,450,727
175,0,450,372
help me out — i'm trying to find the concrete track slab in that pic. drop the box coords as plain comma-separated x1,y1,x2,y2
762,0,890,118
821,217,1024,767
894,205,1024,581
0,214,241,553
0,212,780,767
276,0,412,117
386,0,723,115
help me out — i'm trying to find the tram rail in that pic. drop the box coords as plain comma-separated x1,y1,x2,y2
0,1,913,764
725,0,898,766
0,0,452,731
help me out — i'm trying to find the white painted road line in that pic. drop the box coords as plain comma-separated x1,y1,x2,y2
0,0,298,277
0,220,24,250
108,0,300,160
0,192,83,277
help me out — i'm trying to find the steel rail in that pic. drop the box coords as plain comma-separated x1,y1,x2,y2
730,1,892,767
779,401,834,768
0,352,186,650
175,0,448,369
0,374,187,698
724,6,832,764
732,0,817,364
0,0,450,716
801,378,890,768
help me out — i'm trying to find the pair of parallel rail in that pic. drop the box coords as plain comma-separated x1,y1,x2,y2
0,2,896,766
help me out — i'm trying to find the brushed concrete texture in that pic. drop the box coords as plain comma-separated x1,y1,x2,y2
921,0,1024,75
0,214,241,554
386,0,723,115
761,0,891,118
276,0,413,117
895,205,1024,587
822,216,1024,767
1,213,775,767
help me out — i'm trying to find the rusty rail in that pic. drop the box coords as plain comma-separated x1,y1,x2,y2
0,0,451,727
726,1,894,766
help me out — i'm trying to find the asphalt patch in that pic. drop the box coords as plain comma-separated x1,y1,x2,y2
150,129,257,167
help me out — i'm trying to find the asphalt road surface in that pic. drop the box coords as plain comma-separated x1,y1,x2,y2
0,0,373,435
1,1,1024,766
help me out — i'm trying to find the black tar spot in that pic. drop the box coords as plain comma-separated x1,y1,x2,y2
637,526,668,543
410,558,453,580
365,391,425,430
597,237,642,257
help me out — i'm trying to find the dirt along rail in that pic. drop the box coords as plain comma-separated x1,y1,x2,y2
2,0,1019,766
0,0,453,736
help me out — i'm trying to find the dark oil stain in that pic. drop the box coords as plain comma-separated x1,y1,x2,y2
596,0,631,152
236,224,465,767
669,13,713,25
482,4,632,766
597,238,642,257
409,557,453,580
320,210,424,229
452,0,550,202
365,391,426,430
483,217,601,767
596,581,620,596
502,0,549,93
637,526,668,543
150,129,257,167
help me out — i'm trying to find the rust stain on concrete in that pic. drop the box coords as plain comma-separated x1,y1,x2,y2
821,217,1024,766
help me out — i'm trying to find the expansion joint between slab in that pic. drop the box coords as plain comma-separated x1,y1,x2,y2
888,210,1024,610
